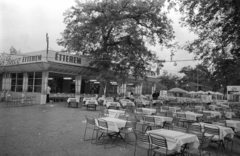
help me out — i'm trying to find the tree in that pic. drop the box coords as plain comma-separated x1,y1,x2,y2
177,0,240,65
179,64,212,88
58,0,175,95
9,46,20,55
211,59,240,93
159,71,180,90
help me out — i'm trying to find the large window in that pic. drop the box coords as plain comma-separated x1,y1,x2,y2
27,72,42,93
11,73,23,92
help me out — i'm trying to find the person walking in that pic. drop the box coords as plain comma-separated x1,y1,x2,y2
206,92,212,106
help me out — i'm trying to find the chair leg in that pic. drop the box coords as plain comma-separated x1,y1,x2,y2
83,124,88,141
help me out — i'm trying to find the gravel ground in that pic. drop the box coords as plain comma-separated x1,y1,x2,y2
0,102,240,156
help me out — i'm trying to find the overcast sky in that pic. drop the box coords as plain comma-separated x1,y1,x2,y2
0,0,198,76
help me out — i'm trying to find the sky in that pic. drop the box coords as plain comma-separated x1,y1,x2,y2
0,0,198,76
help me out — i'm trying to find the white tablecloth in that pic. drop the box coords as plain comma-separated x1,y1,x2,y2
96,117,127,132
83,97,96,102
209,105,220,111
105,101,121,108
67,98,79,103
85,100,98,105
226,120,240,132
149,115,173,126
225,112,235,119
184,111,203,121
196,122,234,140
169,107,181,113
203,111,222,117
142,108,156,115
141,100,151,106
98,97,114,105
195,106,205,111
147,129,199,152
108,109,125,118
119,99,135,106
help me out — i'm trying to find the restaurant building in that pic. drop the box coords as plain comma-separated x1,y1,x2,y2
0,50,160,104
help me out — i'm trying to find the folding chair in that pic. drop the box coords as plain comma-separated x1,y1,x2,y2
149,133,178,156
133,130,151,156
84,116,98,144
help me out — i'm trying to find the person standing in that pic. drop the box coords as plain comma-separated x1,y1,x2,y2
206,92,212,106
47,86,51,103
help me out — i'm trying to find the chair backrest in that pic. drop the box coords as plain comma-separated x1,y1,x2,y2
172,116,180,125
200,133,214,149
162,106,169,110
203,112,211,116
118,113,127,120
212,121,226,127
134,113,143,122
176,113,186,118
173,125,188,133
108,105,118,110
136,108,143,113
165,111,173,117
188,123,202,132
203,125,220,137
70,99,76,102
99,109,109,117
125,120,137,130
85,115,96,126
143,115,155,124
134,130,150,145
149,133,168,152
156,112,166,117
97,119,108,129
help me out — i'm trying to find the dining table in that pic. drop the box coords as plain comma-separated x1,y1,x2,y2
108,109,125,118
147,129,199,152
119,99,135,107
142,108,156,115
209,105,221,111
105,101,121,108
95,117,127,132
168,106,181,113
184,111,203,121
226,120,240,132
202,110,222,117
145,115,173,126
225,112,236,119
67,98,79,108
195,105,205,111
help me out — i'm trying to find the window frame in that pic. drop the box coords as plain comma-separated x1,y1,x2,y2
11,73,23,92
27,72,42,93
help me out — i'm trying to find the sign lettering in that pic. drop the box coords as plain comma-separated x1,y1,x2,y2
55,52,81,64
0,55,21,66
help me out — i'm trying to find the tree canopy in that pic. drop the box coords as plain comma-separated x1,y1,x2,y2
178,0,240,65
179,64,212,88
159,70,180,90
58,0,175,83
